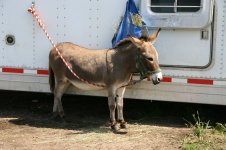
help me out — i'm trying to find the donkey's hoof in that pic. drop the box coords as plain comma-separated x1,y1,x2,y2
52,112,58,119
120,122,127,129
111,124,120,131
52,114,66,123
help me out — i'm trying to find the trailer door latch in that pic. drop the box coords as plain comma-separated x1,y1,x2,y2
201,30,209,40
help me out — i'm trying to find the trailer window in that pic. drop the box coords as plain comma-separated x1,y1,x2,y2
151,0,201,13
140,0,214,28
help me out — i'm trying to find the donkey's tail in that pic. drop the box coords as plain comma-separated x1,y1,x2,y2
49,64,55,93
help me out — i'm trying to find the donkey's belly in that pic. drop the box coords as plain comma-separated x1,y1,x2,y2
69,80,105,91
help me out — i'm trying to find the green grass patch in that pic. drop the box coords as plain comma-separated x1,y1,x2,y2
215,123,226,133
182,111,226,150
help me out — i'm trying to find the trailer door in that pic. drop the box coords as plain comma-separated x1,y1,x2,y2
0,0,34,68
140,0,214,68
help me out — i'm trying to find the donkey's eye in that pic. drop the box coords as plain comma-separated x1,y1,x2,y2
146,57,153,61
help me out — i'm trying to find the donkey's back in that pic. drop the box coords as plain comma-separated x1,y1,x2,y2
49,42,110,91
49,42,108,71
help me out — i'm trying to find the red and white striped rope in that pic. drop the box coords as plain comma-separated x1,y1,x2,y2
28,4,105,87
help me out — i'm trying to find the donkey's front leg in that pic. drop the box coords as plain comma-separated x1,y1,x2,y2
116,87,127,129
107,87,120,131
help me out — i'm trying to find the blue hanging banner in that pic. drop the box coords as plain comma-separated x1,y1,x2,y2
112,0,146,47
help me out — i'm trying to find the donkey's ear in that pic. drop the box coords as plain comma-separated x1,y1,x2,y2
129,36,143,46
148,28,161,43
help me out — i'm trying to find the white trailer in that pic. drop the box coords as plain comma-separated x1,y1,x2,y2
0,0,225,105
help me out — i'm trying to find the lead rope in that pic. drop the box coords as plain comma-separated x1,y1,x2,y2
28,4,143,88
28,4,106,87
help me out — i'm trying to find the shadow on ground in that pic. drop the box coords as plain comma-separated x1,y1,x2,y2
0,90,225,133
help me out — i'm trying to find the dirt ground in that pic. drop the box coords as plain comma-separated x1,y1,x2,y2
0,91,225,150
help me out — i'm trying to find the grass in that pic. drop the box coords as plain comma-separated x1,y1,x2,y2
182,111,226,150
182,131,226,150
214,123,226,133
182,143,197,150
191,111,211,138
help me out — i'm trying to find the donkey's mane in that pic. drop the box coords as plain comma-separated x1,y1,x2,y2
114,36,149,48
114,38,133,48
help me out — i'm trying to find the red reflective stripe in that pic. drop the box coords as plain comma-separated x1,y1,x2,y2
187,79,213,85
37,70,49,75
0,68,217,86
2,68,24,73
162,77,172,82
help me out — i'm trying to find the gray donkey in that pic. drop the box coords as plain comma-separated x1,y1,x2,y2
49,29,162,131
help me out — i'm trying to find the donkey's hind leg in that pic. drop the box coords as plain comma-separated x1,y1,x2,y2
53,80,70,119
116,87,127,129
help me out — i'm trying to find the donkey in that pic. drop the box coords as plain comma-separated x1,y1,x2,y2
49,29,162,131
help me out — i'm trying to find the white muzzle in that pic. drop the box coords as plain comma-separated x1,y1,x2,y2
151,72,163,85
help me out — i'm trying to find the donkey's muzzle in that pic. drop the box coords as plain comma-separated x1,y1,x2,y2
152,72,163,85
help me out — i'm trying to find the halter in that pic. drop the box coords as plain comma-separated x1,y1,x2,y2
136,53,161,80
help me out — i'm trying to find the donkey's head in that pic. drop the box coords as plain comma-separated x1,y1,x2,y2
130,29,162,85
